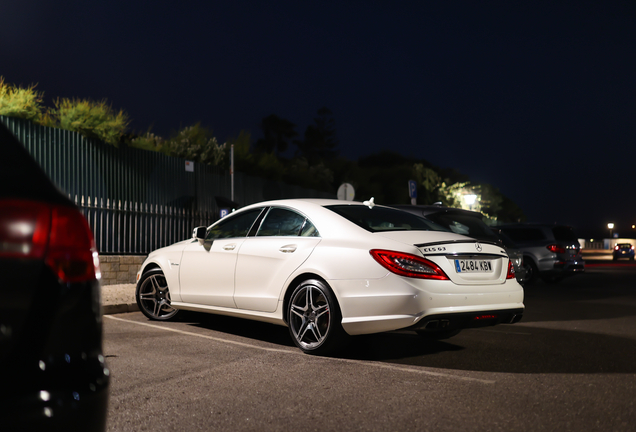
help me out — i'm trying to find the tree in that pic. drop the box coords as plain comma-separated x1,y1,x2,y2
255,114,297,155
166,124,227,166
296,107,338,162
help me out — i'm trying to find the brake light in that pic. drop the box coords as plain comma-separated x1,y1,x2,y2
506,259,516,279
370,249,449,280
0,199,100,283
546,244,566,254
614,245,620,251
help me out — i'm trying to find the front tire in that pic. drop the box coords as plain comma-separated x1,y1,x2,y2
287,279,348,355
136,268,179,321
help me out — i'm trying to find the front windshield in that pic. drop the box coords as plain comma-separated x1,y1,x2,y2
326,205,449,233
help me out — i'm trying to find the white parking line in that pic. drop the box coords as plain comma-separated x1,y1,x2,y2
105,315,496,384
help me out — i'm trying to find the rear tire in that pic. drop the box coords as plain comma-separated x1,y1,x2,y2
523,258,538,285
287,279,348,355
136,268,179,321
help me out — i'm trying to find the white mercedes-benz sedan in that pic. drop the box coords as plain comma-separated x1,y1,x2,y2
136,199,524,355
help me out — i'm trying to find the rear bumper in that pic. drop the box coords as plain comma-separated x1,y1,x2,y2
331,275,525,336
406,307,524,333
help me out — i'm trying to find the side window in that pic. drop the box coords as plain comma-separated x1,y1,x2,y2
256,208,319,237
206,208,263,240
300,220,320,237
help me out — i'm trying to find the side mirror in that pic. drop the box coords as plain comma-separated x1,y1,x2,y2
192,226,207,245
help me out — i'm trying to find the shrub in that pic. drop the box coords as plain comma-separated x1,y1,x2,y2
167,124,227,166
0,76,45,122
50,98,129,146
129,132,170,154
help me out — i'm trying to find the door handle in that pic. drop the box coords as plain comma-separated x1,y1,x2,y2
279,245,297,253
223,244,237,251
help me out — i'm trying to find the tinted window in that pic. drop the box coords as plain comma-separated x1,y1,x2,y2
207,208,263,240
300,220,319,237
500,227,546,242
552,226,578,242
425,212,500,242
257,208,319,237
326,205,448,233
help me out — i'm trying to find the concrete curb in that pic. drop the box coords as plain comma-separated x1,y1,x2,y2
103,303,139,315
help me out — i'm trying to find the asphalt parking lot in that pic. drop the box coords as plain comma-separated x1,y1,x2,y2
102,261,636,432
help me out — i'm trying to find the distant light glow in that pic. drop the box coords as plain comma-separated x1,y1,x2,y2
608,223,614,229
464,194,477,205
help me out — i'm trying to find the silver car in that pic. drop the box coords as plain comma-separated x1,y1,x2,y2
497,223,584,284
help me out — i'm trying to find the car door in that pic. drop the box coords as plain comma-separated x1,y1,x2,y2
234,207,321,312
178,208,264,308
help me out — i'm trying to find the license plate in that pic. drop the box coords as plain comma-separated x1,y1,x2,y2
455,259,493,273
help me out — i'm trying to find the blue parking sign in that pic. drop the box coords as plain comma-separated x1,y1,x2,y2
408,180,417,199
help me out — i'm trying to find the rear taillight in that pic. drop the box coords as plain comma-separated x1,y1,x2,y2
546,244,566,254
506,259,516,279
0,199,100,283
370,249,449,280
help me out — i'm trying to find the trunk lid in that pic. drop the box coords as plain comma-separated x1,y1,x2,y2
374,231,510,285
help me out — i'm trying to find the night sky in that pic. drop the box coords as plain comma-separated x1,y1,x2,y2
2,1,635,236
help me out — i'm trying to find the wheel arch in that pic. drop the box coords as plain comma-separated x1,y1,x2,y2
140,261,162,276
281,273,334,325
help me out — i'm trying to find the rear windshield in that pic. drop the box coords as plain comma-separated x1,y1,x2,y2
425,212,500,243
325,205,448,233
552,226,578,242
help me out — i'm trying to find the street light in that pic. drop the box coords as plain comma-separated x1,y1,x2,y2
464,194,477,210
608,223,614,239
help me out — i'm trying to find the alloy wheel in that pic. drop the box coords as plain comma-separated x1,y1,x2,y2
137,272,178,320
289,284,331,351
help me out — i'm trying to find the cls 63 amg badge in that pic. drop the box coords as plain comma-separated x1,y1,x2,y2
421,246,446,253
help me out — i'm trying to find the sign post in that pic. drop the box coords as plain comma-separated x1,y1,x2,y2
408,180,417,205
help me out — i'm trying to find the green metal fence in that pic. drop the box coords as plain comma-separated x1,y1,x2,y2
1,116,334,254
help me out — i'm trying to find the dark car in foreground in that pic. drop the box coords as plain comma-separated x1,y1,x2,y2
497,223,584,284
0,124,109,431
613,243,635,261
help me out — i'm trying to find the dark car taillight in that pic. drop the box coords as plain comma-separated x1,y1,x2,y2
506,259,516,279
546,244,566,254
370,249,449,280
0,199,100,283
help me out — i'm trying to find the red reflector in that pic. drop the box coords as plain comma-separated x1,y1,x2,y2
473,314,497,320
0,199,100,283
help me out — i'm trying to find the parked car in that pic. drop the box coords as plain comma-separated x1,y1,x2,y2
0,124,109,431
136,199,524,355
497,223,584,284
390,204,528,284
613,243,635,261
